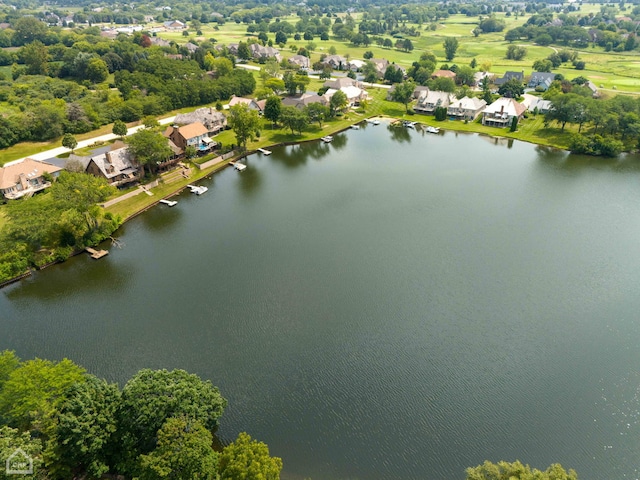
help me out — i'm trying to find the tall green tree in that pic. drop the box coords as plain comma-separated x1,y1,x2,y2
126,129,173,174
112,120,127,139
498,78,524,98
20,41,48,75
61,133,77,153
228,103,261,150
264,95,282,128
0,426,45,480
139,417,218,480
116,368,227,476
329,90,348,116
443,37,459,61
391,80,416,112
218,432,282,480
45,375,120,480
0,358,86,436
465,460,578,480
304,103,329,127
280,105,308,135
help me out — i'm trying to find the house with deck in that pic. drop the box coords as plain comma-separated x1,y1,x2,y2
0,158,62,200
289,54,311,69
482,97,526,127
528,72,556,91
164,122,215,153
174,107,227,135
414,90,456,115
446,96,487,121
83,146,142,187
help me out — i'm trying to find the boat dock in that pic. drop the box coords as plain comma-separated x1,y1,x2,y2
258,148,272,155
159,199,178,207
86,247,108,259
230,161,247,171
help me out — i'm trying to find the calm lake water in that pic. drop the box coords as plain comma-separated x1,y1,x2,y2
2,123,640,480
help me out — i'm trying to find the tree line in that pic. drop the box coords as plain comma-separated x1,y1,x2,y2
0,350,282,480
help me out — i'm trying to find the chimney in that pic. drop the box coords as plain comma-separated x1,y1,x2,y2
500,105,504,114
105,152,112,164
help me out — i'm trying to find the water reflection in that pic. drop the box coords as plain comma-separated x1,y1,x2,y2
270,138,340,168
330,133,348,151
387,124,411,144
140,202,183,231
237,164,262,197
536,145,640,172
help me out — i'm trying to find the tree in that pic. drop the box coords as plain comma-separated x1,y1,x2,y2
85,58,109,84
61,133,78,153
498,78,524,98
391,80,417,112
532,59,553,72
456,66,475,86
46,375,120,480
329,90,348,116
237,42,251,60
402,38,414,52
264,95,282,128
51,171,115,213
112,120,127,139
510,115,518,132
20,41,48,75
506,45,527,60
430,77,456,93
443,37,459,61
0,350,20,390
275,31,287,44
218,432,283,480
304,103,329,127
126,129,173,174
481,76,493,104
265,78,285,95
0,426,45,480
465,460,577,480
363,50,374,59
228,103,261,150
280,105,308,134
139,417,218,480
384,65,404,84
12,16,48,45
0,358,86,436
116,368,227,476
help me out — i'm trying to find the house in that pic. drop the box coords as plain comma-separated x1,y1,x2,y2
473,71,494,87
282,93,329,109
228,96,266,113
82,146,141,187
586,81,600,98
183,42,199,53
150,37,171,47
174,107,227,135
482,97,526,127
288,54,311,69
323,55,347,70
324,85,367,107
0,158,62,200
163,20,185,30
494,71,524,86
431,69,457,81
414,90,456,114
521,94,552,113
323,77,360,90
227,43,239,55
528,72,556,91
370,58,389,78
164,122,215,152
348,59,366,71
446,96,487,121
249,44,281,62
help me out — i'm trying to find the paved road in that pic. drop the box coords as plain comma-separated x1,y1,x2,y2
15,115,177,164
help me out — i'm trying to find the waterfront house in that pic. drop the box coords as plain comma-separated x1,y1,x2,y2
174,107,227,135
0,158,62,200
282,93,329,109
446,96,487,121
83,146,142,187
521,94,552,114
164,122,215,152
414,90,456,115
482,97,526,127
324,85,367,107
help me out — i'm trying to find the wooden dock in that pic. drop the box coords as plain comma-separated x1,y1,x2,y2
230,161,247,171
86,247,109,259
258,148,272,155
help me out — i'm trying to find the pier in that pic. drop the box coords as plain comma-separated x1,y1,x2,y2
86,247,108,259
258,148,272,155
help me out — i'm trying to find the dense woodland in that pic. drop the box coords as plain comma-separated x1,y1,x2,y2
0,350,283,480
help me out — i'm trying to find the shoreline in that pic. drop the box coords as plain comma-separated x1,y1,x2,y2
0,115,598,289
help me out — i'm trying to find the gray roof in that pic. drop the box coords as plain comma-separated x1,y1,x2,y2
495,71,524,86
84,147,137,179
174,107,227,132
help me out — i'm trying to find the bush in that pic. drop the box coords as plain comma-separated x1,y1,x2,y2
406,108,415,115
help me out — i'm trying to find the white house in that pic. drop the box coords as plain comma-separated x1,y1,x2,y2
446,96,487,121
482,97,526,127
414,91,456,115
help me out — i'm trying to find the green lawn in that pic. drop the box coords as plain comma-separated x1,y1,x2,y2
0,205,7,231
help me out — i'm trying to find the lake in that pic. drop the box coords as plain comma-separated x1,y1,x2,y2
2,122,640,480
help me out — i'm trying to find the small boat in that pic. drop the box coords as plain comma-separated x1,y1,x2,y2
159,199,178,207
403,121,417,129
234,162,247,171
321,136,333,143
367,118,380,125
426,126,440,134
350,124,360,130
187,184,208,195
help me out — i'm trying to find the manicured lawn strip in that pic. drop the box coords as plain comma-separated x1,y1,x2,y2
0,206,7,231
